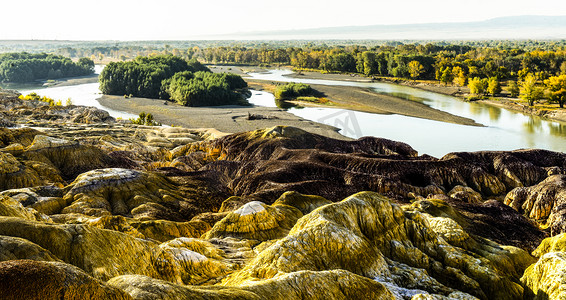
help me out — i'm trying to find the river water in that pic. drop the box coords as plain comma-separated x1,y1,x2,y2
7,67,566,157
247,70,566,157
16,65,137,120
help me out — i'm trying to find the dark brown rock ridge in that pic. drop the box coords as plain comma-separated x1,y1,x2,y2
173,126,565,204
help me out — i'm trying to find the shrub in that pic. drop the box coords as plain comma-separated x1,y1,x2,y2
274,83,313,100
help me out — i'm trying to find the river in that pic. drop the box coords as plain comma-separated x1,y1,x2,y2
16,65,137,120
247,70,566,157
9,67,566,157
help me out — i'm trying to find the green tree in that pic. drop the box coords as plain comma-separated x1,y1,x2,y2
77,57,95,73
506,81,520,98
544,75,566,108
520,74,543,106
407,60,424,80
440,67,453,85
487,77,502,96
0,53,94,83
361,51,377,76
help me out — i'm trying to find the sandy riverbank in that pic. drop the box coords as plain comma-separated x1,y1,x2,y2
245,75,483,127
97,95,348,140
290,69,566,125
41,74,99,88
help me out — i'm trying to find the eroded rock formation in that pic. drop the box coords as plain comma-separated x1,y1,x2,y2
223,192,528,299
522,234,566,299
2,92,566,300
506,174,566,235
173,126,566,204
0,260,133,300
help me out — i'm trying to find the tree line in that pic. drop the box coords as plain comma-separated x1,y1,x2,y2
99,55,248,106
199,44,566,107
0,53,94,83
197,44,566,80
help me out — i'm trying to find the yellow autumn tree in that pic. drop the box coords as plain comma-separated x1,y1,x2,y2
408,61,424,81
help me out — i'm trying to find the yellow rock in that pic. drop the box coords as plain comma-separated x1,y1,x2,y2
86,215,145,239
0,217,181,282
108,274,260,300
203,201,302,241
24,135,111,180
0,216,243,285
0,152,44,190
0,195,50,222
1,186,65,215
0,127,40,148
223,192,525,300
129,219,210,242
160,238,234,285
48,213,209,242
521,252,566,300
108,269,394,300
409,198,536,279
0,260,133,300
533,233,566,257
0,236,60,262
272,191,332,215
411,292,479,300
62,168,185,219
505,174,566,233
0,143,25,156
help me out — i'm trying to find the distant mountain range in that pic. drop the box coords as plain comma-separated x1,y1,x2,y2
218,15,566,40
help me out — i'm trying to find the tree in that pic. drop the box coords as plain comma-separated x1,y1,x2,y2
506,81,520,98
468,77,488,96
361,51,377,76
520,74,543,106
544,75,566,108
407,60,424,80
487,77,502,96
77,57,95,73
0,53,94,83
452,66,467,86
440,67,453,85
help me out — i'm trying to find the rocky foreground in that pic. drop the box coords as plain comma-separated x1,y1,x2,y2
1,89,566,299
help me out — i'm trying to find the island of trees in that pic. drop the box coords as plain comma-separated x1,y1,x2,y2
99,55,248,106
0,53,94,82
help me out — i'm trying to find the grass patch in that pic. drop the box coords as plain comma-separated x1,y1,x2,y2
296,96,331,104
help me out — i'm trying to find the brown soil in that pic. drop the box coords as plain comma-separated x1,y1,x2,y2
97,95,347,140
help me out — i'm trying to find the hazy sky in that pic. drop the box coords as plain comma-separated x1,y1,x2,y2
1,0,565,40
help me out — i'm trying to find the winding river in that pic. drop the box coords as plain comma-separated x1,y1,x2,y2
10,67,566,157
247,70,566,156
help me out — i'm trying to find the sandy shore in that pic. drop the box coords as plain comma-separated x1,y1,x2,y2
98,95,348,140
292,70,566,125
246,77,483,127
42,74,99,88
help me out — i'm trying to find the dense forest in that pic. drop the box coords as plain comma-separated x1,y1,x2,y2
0,53,94,82
196,44,566,80
99,55,248,106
